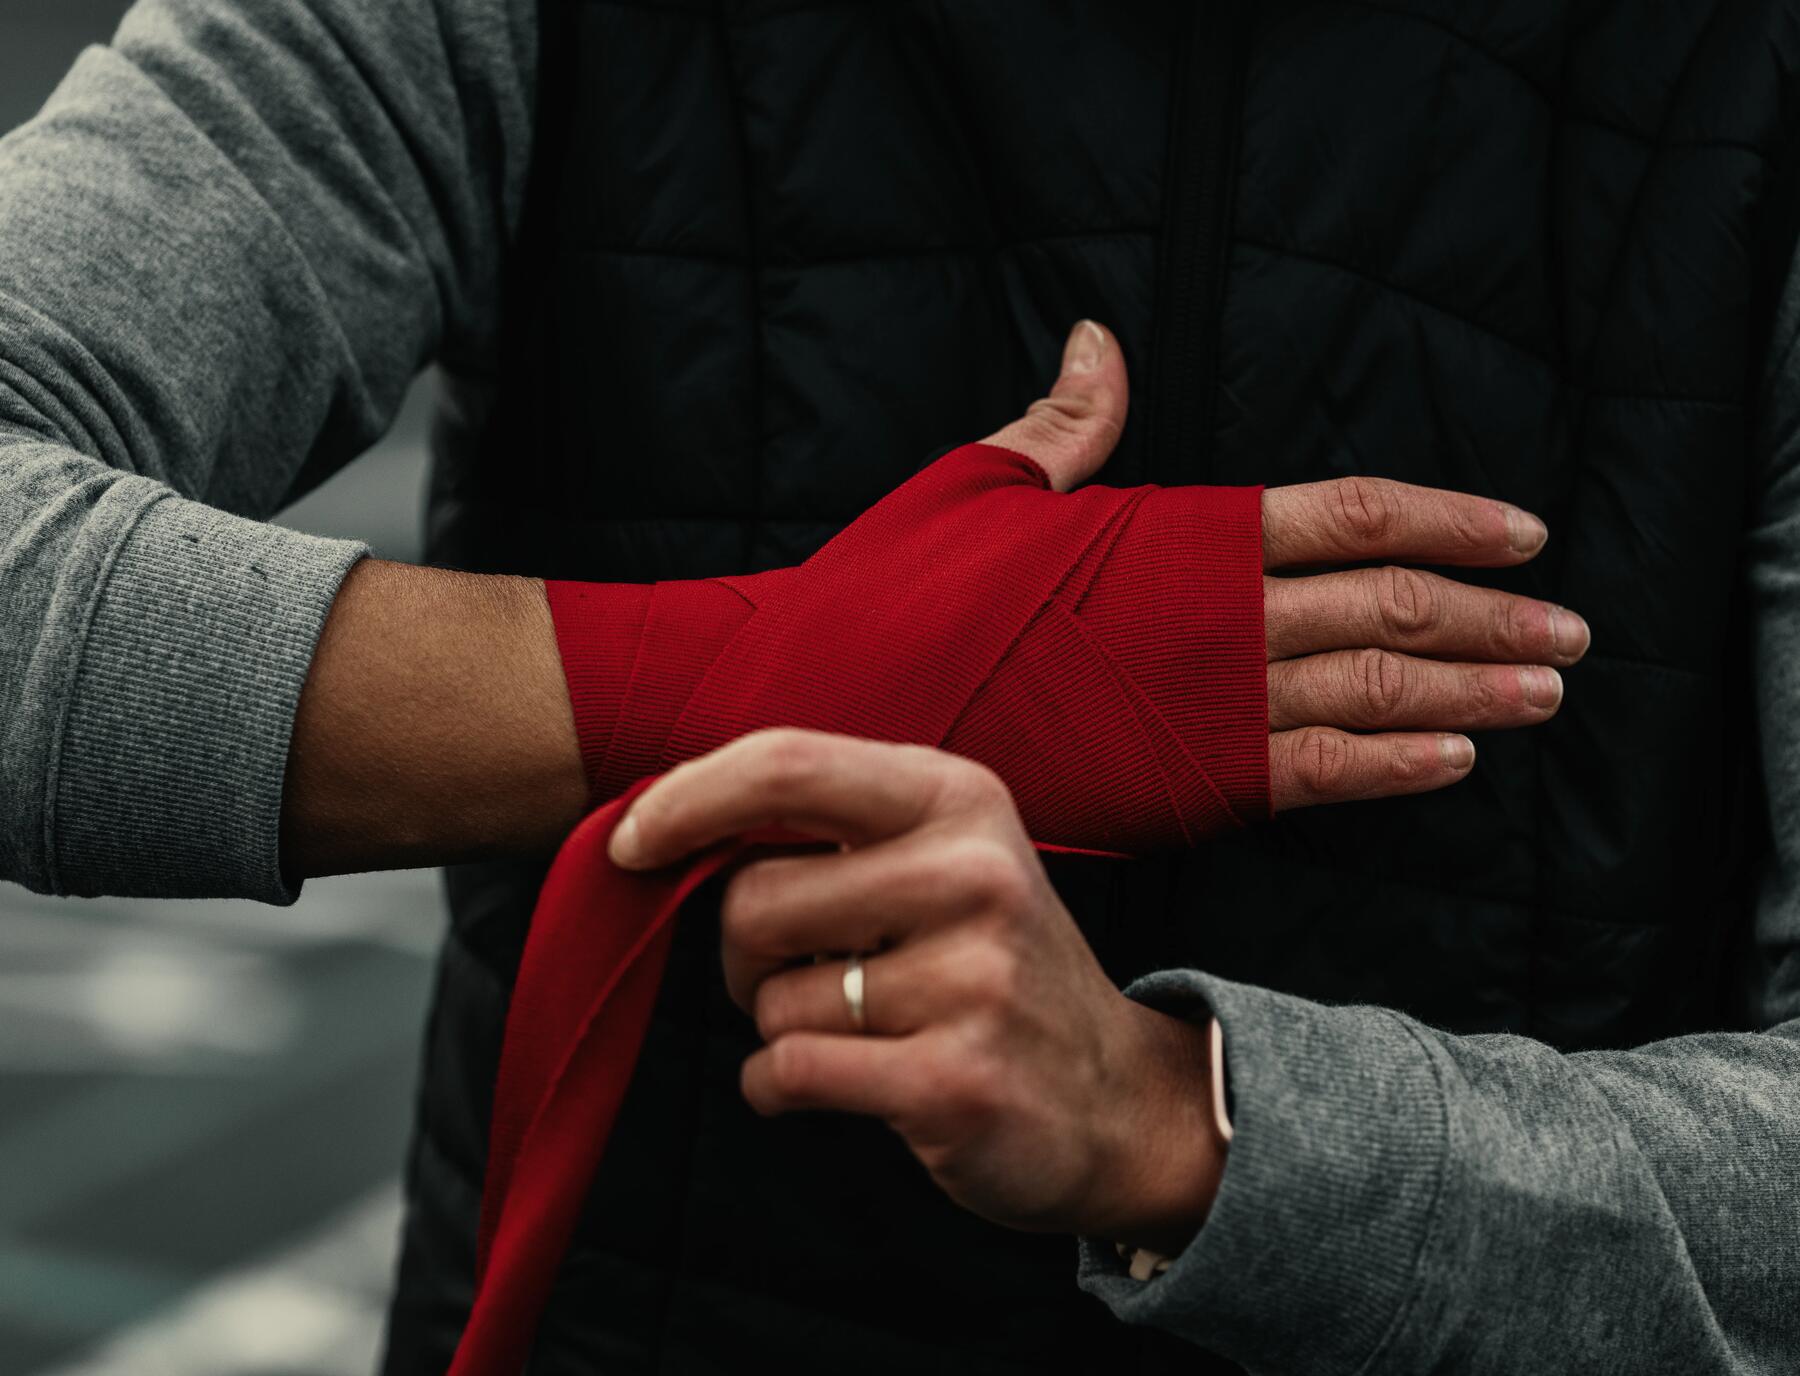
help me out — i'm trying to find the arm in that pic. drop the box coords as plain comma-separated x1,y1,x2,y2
0,2,1574,902
1070,203,1800,1376
1075,976,1800,1375
0,0,539,900
621,718,1800,1375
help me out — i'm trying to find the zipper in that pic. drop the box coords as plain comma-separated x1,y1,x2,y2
1150,1,1248,484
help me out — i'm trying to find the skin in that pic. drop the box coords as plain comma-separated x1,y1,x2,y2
280,320,1588,876
607,727,1230,1257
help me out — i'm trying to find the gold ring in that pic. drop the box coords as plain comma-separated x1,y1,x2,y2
842,953,867,1032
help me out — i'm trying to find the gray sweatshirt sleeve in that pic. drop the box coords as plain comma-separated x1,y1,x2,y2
1076,972,1800,1374
1071,256,1800,1372
0,0,535,902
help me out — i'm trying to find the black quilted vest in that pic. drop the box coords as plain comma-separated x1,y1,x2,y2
383,3,1800,1372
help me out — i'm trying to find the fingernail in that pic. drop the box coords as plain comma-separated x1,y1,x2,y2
1519,666,1563,710
1063,320,1107,375
1439,734,1476,770
1504,505,1548,554
609,812,643,868
1548,607,1590,661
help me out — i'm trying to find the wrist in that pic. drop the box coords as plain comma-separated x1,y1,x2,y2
282,564,590,876
544,575,764,801
1089,999,1229,1256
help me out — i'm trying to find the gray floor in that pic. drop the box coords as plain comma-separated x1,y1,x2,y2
1,6,445,1371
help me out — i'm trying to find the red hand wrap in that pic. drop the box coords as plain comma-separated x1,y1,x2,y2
547,443,1268,844
448,444,1268,1374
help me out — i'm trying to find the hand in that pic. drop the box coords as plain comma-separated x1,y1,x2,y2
610,728,1228,1256
984,321,1590,813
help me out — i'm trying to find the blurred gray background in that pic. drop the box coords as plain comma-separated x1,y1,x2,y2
1,4,441,1371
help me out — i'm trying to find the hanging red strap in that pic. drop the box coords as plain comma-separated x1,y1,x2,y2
447,782,740,1376
447,783,1125,1375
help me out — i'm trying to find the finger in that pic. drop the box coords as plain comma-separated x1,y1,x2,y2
1268,651,1563,732
1264,566,1591,667
754,956,893,1039
750,933,981,1040
981,320,1129,492
741,1031,926,1118
720,830,1020,967
1262,476,1548,570
612,729,989,869
1269,727,1475,813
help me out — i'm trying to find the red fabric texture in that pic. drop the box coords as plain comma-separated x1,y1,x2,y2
449,443,1269,1374
547,442,1268,845
450,783,794,1376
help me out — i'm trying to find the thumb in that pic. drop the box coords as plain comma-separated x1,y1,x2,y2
982,320,1130,492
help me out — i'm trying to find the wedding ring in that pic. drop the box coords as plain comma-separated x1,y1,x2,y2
842,953,867,1032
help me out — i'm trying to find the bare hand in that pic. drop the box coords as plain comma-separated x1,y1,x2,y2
610,728,1227,1255
986,321,1589,813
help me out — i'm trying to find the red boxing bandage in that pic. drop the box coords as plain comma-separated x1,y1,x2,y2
545,442,1268,845
448,445,1268,1375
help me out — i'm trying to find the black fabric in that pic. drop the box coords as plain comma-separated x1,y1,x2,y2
386,3,1800,1371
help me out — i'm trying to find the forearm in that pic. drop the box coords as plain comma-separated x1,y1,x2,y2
0,0,537,900
281,559,588,877
1080,971,1800,1374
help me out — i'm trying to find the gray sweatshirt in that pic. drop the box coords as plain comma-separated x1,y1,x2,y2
0,2,1795,1372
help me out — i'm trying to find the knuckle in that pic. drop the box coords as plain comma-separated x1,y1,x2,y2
933,1034,1003,1120
941,754,1012,809
1025,394,1094,439
1385,736,1430,785
749,728,826,797
908,747,1012,823
945,836,1034,913
1330,476,1396,548
624,791,670,849
1374,565,1438,638
1022,389,1125,457
751,979,788,1040
735,725,799,758
959,929,1026,1009
1464,665,1506,715
1355,648,1408,721
1295,727,1354,798
766,1036,813,1097
718,867,768,946
1489,594,1527,652
1447,499,1489,552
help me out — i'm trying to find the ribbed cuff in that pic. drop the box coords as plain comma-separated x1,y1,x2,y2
47,493,366,902
1076,970,1448,1374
